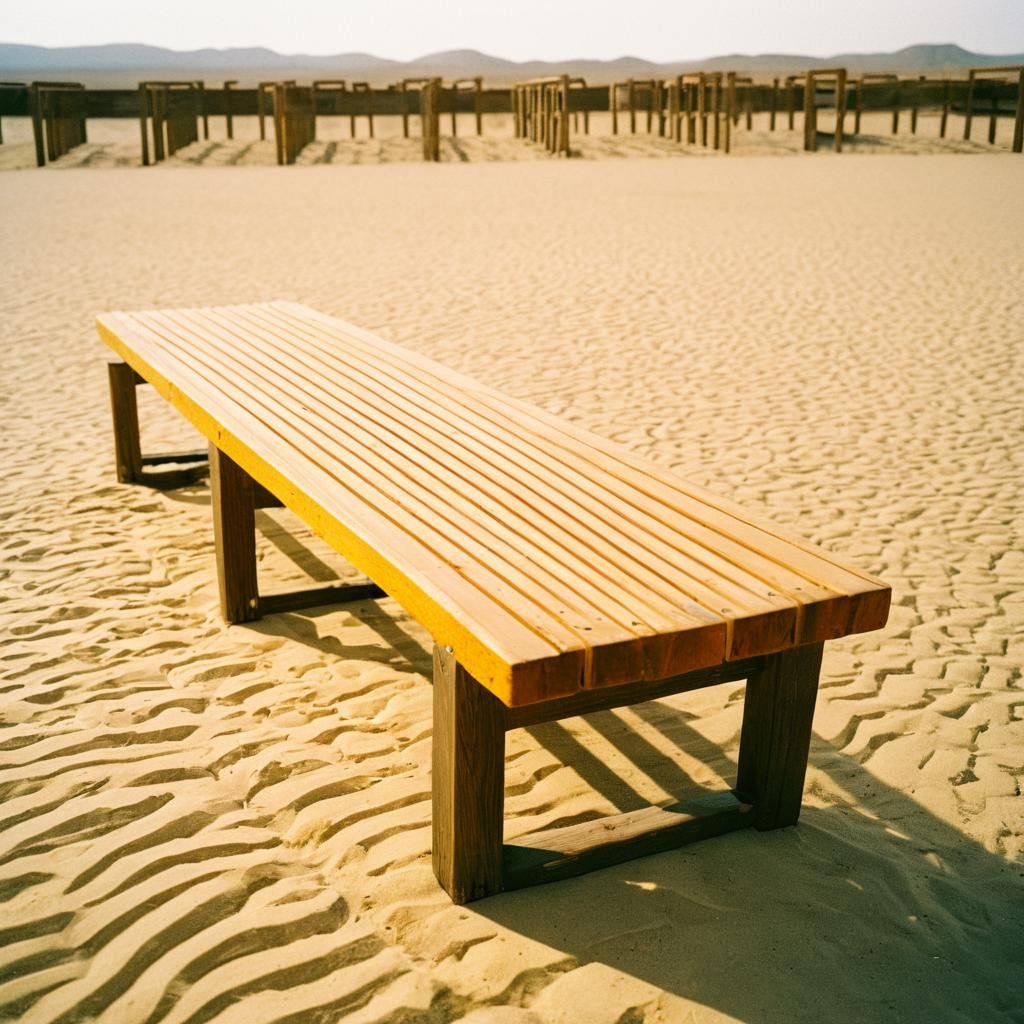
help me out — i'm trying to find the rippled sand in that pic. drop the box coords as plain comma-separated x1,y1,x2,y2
1,154,1022,1024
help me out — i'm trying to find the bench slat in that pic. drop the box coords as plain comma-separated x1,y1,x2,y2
96,302,890,707
270,302,886,605
261,303,885,646
193,306,788,633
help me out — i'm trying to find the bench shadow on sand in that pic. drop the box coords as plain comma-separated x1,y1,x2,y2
173,491,1023,1023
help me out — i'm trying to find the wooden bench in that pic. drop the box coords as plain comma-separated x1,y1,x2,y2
96,302,891,903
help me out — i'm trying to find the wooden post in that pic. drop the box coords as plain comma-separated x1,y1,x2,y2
711,76,721,150
107,362,143,483
197,80,208,139
474,76,483,134
363,85,375,139
803,74,815,151
686,80,695,142
1014,68,1024,153
770,77,778,131
669,77,680,141
964,70,976,140
736,643,823,830
940,78,951,138
272,83,284,165
698,75,707,145
910,75,922,133
787,77,796,129
29,83,45,167
209,444,259,624
152,87,166,162
559,74,570,155
257,84,266,140
610,83,618,134
628,78,636,133
432,645,506,904
138,84,150,166
724,72,736,153
892,80,900,134
421,78,440,161
224,79,236,139
854,77,863,134
835,68,847,153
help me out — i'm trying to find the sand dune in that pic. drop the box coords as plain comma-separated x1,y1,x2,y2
0,154,1022,1023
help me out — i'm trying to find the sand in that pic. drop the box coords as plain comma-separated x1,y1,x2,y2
0,153,1022,1024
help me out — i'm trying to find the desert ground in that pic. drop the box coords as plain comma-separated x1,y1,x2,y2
0,150,1022,1024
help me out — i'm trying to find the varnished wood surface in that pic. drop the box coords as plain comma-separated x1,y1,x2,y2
432,646,506,903
96,301,890,706
209,444,259,624
504,655,764,729
736,642,824,829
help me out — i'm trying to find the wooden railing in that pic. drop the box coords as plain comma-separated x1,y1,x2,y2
138,81,201,165
512,76,572,156
27,82,87,166
964,65,1024,151
1,72,1021,164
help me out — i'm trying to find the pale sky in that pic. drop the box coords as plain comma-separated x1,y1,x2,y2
3,0,1023,61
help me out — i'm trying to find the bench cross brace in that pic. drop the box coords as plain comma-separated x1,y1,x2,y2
107,362,209,489
432,642,824,903
209,444,386,622
106,363,385,619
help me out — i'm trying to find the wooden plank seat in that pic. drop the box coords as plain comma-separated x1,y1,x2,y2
96,301,890,903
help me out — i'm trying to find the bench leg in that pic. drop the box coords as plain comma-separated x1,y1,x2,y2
208,444,387,624
107,361,208,488
736,642,824,830
432,645,506,904
209,444,260,624
108,362,143,484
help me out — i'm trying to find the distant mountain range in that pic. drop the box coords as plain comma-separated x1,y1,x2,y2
1,41,1021,88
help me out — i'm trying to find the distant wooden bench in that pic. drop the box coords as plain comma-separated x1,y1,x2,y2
97,302,891,903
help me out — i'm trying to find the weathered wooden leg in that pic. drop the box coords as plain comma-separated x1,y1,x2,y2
432,645,506,904
736,642,823,830
209,444,259,624
108,362,143,483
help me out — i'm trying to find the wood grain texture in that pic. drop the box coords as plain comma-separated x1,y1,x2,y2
432,646,506,903
107,361,142,483
505,655,763,729
208,443,259,624
736,642,823,829
96,302,890,707
503,791,754,891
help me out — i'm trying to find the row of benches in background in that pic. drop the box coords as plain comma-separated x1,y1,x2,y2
1,65,1021,166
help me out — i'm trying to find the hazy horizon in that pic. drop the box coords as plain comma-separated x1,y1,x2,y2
4,0,1023,63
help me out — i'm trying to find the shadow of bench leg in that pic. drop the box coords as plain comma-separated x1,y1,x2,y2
108,362,143,484
209,444,259,624
432,645,505,904
736,642,824,830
